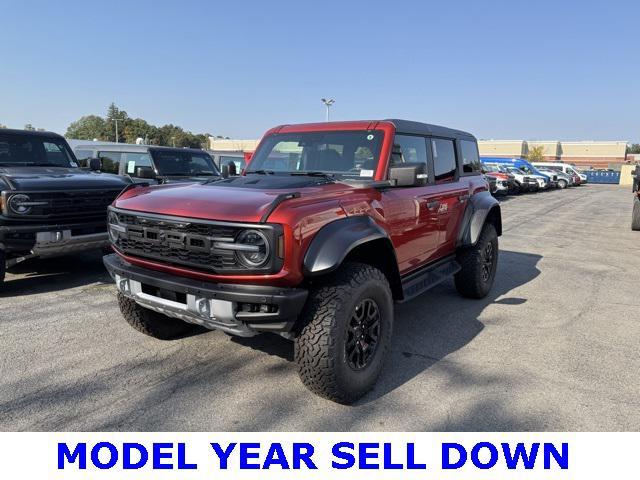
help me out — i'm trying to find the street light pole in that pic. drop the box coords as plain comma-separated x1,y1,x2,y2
113,117,124,143
321,98,335,122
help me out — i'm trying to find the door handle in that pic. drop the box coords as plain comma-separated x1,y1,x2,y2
425,200,440,210
458,194,470,202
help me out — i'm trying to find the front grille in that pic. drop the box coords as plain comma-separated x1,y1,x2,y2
7,189,123,218
112,211,268,274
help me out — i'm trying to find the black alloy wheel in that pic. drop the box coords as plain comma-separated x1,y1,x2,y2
345,298,381,370
481,241,495,283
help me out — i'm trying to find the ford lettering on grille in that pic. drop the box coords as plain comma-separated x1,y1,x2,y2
113,212,248,272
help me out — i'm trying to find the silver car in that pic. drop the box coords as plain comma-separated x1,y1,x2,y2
537,168,573,189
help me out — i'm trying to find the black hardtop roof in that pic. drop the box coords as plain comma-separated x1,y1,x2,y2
0,128,65,139
385,119,476,140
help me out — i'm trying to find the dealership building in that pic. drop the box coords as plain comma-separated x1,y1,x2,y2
478,140,629,168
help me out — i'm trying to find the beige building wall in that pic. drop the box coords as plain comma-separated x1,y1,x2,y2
209,138,259,152
558,141,628,168
559,141,627,158
527,141,561,160
478,140,527,157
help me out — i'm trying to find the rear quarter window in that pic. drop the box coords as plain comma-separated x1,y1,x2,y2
460,140,481,173
432,138,457,181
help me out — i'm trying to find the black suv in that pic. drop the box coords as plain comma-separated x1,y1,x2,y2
0,129,130,285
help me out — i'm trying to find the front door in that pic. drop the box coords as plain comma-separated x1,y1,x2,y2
380,134,440,274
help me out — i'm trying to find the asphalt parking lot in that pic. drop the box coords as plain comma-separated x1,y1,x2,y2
1,184,638,431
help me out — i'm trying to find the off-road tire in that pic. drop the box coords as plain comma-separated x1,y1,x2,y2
294,262,393,404
557,179,568,189
632,197,640,231
117,293,197,339
455,223,499,299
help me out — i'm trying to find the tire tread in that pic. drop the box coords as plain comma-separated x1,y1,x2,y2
294,262,391,404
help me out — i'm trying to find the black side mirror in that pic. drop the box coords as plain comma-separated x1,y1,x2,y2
135,166,156,179
89,158,102,171
389,162,428,187
221,164,230,179
227,162,237,176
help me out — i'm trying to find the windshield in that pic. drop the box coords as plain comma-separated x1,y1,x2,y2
506,167,526,175
150,150,219,177
247,130,384,178
0,134,76,167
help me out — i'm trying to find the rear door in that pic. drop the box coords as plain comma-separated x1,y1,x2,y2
428,137,471,257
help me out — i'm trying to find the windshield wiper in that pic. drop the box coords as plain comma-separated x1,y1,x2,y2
288,171,336,181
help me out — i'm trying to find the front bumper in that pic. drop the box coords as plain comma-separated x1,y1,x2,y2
0,220,108,257
104,253,308,337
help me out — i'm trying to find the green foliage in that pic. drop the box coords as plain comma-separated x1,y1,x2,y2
66,115,108,140
628,143,640,154
526,145,546,162
66,103,213,148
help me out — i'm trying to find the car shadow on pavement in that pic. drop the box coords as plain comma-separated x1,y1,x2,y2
227,249,542,406
0,251,110,297
363,249,542,404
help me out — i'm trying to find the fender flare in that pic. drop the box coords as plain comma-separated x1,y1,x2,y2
303,216,392,277
457,190,502,247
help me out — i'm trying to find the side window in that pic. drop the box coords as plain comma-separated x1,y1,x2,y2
460,140,481,173
392,135,427,167
431,138,457,181
122,152,152,175
98,151,123,174
75,149,93,160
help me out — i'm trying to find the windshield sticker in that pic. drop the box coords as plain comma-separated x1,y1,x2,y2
360,169,374,177
367,134,374,141
127,161,136,174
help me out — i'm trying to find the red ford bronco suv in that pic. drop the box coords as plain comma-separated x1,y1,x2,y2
104,120,502,403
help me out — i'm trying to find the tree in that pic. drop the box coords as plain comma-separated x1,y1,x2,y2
526,145,546,162
628,143,640,154
105,102,128,142
123,118,157,144
65,104,219,147
66,115,108,140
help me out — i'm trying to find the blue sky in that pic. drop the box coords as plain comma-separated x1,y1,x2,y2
1,0,638,141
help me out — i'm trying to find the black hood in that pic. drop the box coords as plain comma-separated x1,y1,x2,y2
0,166,130,191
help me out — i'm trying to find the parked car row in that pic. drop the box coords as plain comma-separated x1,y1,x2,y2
481,157,587,196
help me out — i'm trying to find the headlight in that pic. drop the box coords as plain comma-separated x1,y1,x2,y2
234,229,270,268
108,211,126,242
9,194,34,215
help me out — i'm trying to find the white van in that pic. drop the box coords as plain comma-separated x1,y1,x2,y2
531,162,588,184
